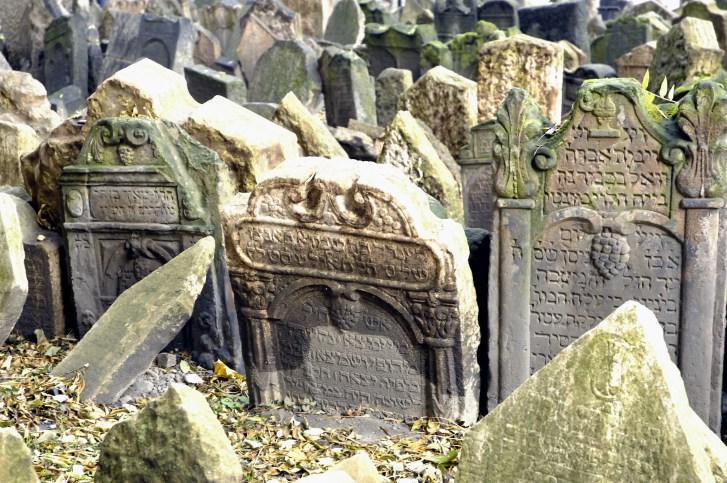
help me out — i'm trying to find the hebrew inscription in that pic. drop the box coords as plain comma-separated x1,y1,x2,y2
89,186,180,223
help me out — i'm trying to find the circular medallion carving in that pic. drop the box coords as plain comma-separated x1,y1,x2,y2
66,190,84,218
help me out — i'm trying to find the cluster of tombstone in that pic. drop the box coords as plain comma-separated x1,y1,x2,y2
4,0,727,476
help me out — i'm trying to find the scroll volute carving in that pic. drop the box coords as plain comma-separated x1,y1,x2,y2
493,88,550,199
677,81,727,199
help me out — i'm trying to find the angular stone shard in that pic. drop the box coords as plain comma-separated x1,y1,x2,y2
0,193,27,346
375,68,413,127
460,301,727,482
0,427,39,483
95,383,243,483
378,110,464,223
52,237,215,403
183,96,301,192
0,71,61,138
0,121,41,188
273,92,348,158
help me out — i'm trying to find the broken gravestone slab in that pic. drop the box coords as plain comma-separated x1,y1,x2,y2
184,64,247,106
222,157,480,423
375,68,413,128
319,46,377,127
460,302,727,482
52,237,215,403
0,193,27,346
96,383,243,482
0,427,39,483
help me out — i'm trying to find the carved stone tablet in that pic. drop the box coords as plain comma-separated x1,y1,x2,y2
223,157,480,423
458,120,497,230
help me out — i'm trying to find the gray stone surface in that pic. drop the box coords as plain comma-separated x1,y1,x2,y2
184,64,247,105
0,193,27,346
519,0,591,56
363,23,438,79
49,85,86,118
591,14,669,68
0,427,39,483
477,0,518,30
43,13,88,96
323,0,366,46
457,119,496,230
375,67,413,127
320,47,377,127
434,0,478,41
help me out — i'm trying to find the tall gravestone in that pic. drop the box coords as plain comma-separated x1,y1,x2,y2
319,47,377,128
44,14,88,97
324,0,366,46
477,0,518,30
487,79,727,432
60,117,242,371
222,157,480,423
519,0,590,57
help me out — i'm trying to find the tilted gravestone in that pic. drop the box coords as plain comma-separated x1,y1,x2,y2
519,0,590,57
487,79,727,432
324,0,366,46
60,117,243,371
222,157,480,423
375,68,413,127
678,0,727,69
434,0,478,41
44,14,89,97
319,47,377,128
477,0,518,30
457,119,497,230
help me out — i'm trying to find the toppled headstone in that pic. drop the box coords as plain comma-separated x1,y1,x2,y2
616,41,657,80
379,110,464,223
223,157,479,422
0,427,39,483
375,67,413,127
320,47,377,127
478,34,562,122
0,193,27,346
401,65,477,155
52,237,215,402
591,13,669,68
183,95,301,192
95,384,243,482
184,64,247,105
0,71,61,138
460,302,727,482
323,0,366,46
273,92,348,158
519,0,590,56
0,121,41,187
434,0,478,41
43,13,88,96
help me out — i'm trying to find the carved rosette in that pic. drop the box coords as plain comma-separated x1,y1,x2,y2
493,88,550,199
677,81,727,199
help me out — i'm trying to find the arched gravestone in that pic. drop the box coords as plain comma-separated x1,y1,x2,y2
487,79,727,432
60,117,243,371
223,158,480,423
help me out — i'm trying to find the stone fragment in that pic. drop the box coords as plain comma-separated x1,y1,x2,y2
401,65,477,155
375,68,413,127
184,64,247,106
0,121,41,188
0,427,39,483
155,352,177,368
198,0,242,58
591,13,670,68
320,47,377,127
519,0,590,56
52,237,215,403
460,302,727,482
0,71,61,138
244,102,279,120
648,17,723,92
88,58,200,128
378,110,464,223
223,157,479,422
445,21,505,80
43,14,88,96
329,453,380,483
330,126,377,161
616,41,657,80
183,96,301,192
323,0,366,46
96,384,243,482
273,92,348,158
0,193,27,346
478,34,563,122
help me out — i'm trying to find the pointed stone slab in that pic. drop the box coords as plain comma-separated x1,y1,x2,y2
0,427,39,483
460,301,727,482
0,194,27,346
52,237,216,403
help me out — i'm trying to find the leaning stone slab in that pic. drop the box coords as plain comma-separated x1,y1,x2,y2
459,301,727,482
0,194,27,346
0,427,39,483
96,384,243,483
52,237,215,403
273,92,348,158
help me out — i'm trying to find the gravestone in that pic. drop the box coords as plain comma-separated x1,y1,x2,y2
283,0,336,38
623,0,675,21
457,119,496,230
0,428,39,483
320,47,377,128
193,24,222,68
446,21,504,80
519,0,590,57
598,0,631,21
363,23,438,79
461,302,727,481
43,14,88,97
487,79,727,432
434,0,478,41
559,40,587,73
591,14,669,68
477,0,518,30
375,67,413,127
60,117,242,370
359,0,394,24
324,0,366,46
0,121,41,187
184,64,247,105
222,157,480,422
0,193,27,346
0,71,61,138
477,34,563,123
678,0,727,69
615,41,656,81
198,0,242,57
400,0,435,25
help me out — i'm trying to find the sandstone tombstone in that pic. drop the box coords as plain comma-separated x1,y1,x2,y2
375,67,413,127
0,427,40,483
60,118,242,370
193,24,223,68
487,79,727,432
477,0,518,30
43,14,88,96
222,157,480,422
457,119,496,230
678,0,727,69
320,47,377,128
324,0,366,46
0,193,27,346
519,0,590,57
615,41,657,80
0,121,41,187
477,34,563,123
198,0,242,57
184,64,247,105
591,14,669,68
434,0,478,41
363,23,438,79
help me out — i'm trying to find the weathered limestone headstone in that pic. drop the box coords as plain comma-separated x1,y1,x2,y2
434,0,477,41
375,67,413,127
477,0,518,30
184,64,247,105
248,40,322,111
461,302,727,482
183,95,301,192
0,71,61,138
198,0,242,57
53,237,215,401
379,110,464,223
96,384,243,482
616,41,657,80
43,14,88,96
477,34,563,123
324,0,366,46
0,122,41,187
320,47,377,128
364,23,438,79
0,193,27,346
60,118,242,371
648,17,723,92
401,65,477,155
457,119,496,230
487,79,727,432
623,0,675,21
590,14,669,68
0,428,39,483
222,157,479,422
519,0,590,57
273,92,348,158
678,0,727,69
